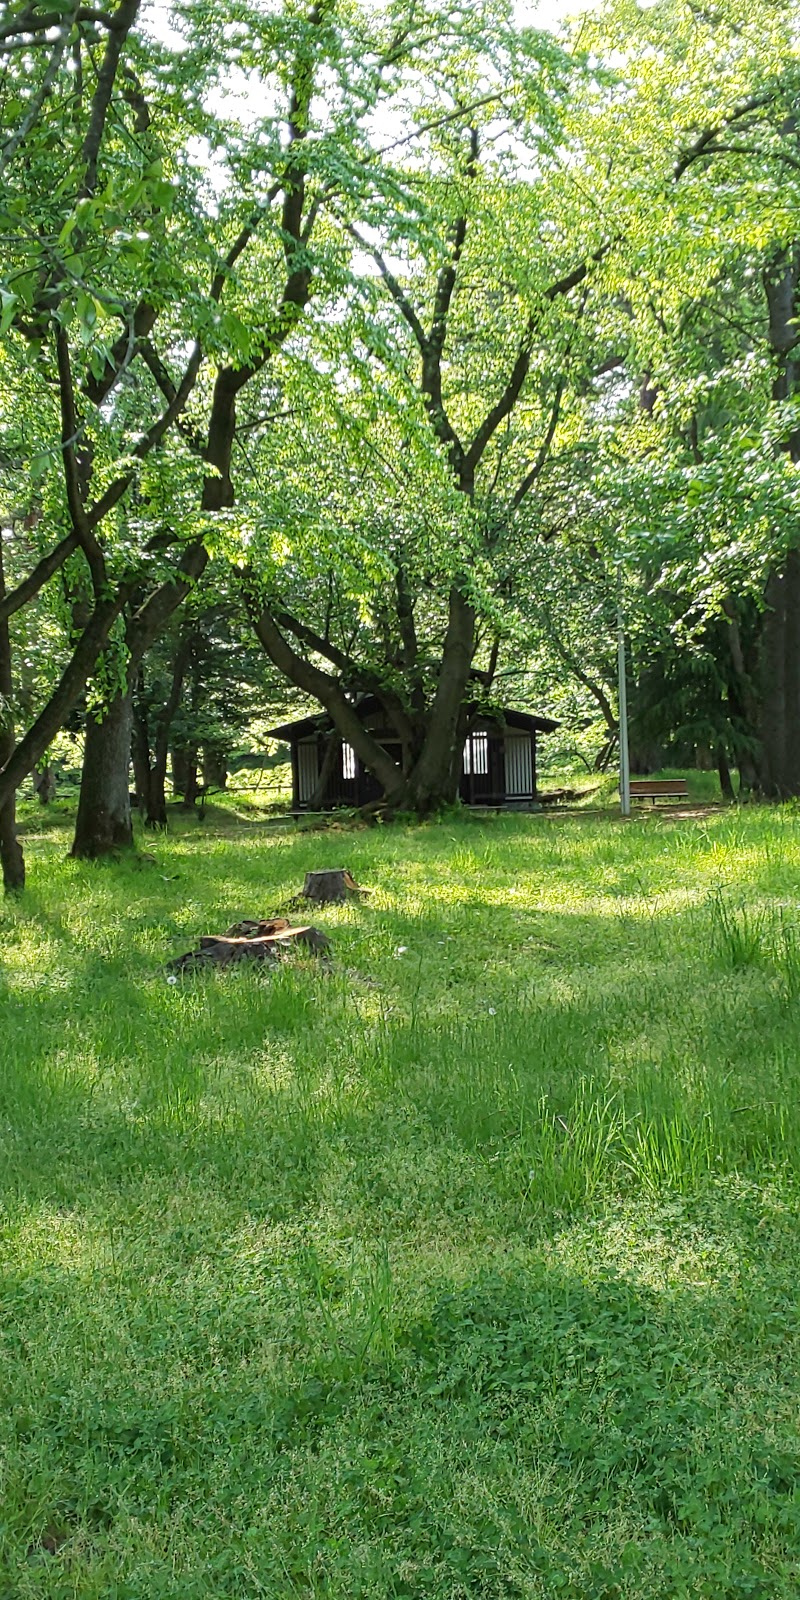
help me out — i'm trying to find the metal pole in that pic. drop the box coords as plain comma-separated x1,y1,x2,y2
617,604,630,817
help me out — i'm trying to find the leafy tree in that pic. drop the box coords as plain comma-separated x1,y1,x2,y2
0,0,433,875
0,0,215,882
66,0,489,855
238,17,622,812
573,0,800,793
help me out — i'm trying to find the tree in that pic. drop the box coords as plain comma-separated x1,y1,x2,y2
0,0,216,881
68,0,476,854
239,17,620,813
574,0,800,794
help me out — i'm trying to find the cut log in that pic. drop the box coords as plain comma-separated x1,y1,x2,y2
224,917,291,938
168,923,330,972
199,926,329,960
302,868,366,905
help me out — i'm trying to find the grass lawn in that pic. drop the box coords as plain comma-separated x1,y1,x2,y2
2,801,800,1597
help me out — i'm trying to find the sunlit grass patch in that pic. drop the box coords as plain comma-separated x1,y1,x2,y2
2,804,800,1596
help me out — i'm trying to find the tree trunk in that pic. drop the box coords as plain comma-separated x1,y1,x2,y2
33,765,56,804
308,733,341,809
0,536,24,893
716,744,735,802
70,102,314,854
73,606,197,848
758,549,800,797
180,747,199,809
251,585,479,817
397,588,476,813
0,594,127,816
169,920,331,972
145,766,168,828
202,748,228,790
0,779,24,893
594,734,618,773
171,744,190,798
143,632,193,827
251,605,407,803
302,868,365,904
755,247,800,795
131,694,153,817
71,691,134,857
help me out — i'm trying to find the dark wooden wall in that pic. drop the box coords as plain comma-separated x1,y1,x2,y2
292,724,538,809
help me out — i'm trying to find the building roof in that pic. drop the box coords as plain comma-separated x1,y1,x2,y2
265,696,559,742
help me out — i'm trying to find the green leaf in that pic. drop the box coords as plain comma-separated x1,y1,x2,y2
0,288,17,337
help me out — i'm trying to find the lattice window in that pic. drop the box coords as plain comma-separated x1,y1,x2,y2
463,731,488,776
505,733,532,796
297,741,318,802
342,743,357,780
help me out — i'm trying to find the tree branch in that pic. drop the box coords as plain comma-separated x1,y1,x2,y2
0,7,112,45
0,532,79,623
464,320,534,476
272,604,416,744
428,126,478,358
83,300,157,407
0,10,71,177
55,323,107,590
348,226,429,352
376,94,503,156
466,252,604,476
250,599,406,798
674,91,776,180
689,140,800,173
546,615,616,730
0,588,132,808
80,0,142,197
86,341,203,526
511,372,567,508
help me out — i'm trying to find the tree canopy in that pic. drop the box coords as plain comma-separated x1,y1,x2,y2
1,0,799,883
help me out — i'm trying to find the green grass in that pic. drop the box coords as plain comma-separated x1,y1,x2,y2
2,801,800,1597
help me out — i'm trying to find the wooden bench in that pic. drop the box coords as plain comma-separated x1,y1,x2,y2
630,778,688,805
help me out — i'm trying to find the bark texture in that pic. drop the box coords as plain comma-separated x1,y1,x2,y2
202,749,228,790
33,766,56,804
302,868,365,904
71,691,135,857
758,549,800,796
131,693,153,815
71,547,208,853
756,246,800,795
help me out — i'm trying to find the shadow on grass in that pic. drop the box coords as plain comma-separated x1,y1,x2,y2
1,1232,800,1596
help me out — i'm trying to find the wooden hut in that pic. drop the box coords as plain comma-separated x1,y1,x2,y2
265,698,558,811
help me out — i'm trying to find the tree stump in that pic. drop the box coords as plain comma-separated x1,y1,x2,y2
302,868,366,905
199,926,330,963
168,922,330,972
